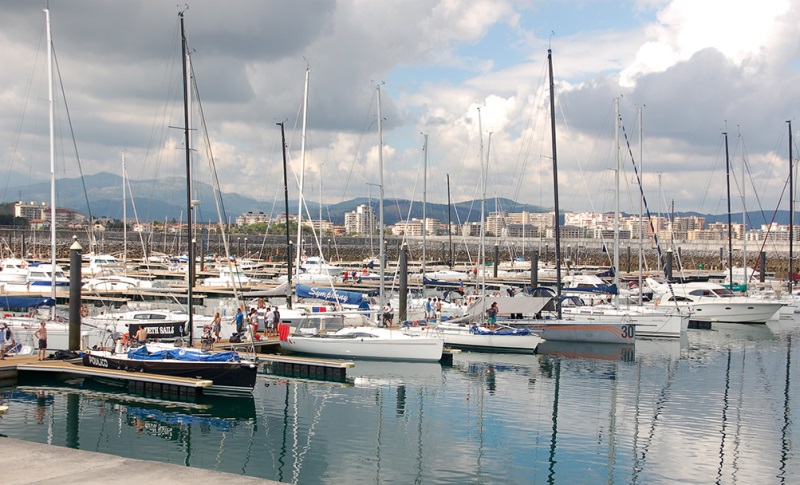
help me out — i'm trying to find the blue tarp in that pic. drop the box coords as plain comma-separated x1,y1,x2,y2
296,284,366,305
127,346,239,362
0,296,56,310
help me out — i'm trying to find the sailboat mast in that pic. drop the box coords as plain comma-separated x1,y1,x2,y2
180,11,194,340
447,173,453,268
295,68,310,276
614,97,620,307
477,108,486,313
377,84,385,314
122,150,127,273
422,134,428,276
278,122,292,308
45,8,56,312
638,106,643,305
724,132,733,290
548,49,562,319
789,120,794,293
740,132,746,284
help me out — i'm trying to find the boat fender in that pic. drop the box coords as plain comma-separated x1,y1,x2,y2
80,305,89,318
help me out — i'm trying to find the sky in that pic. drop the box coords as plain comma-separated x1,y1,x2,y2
1,0,799,222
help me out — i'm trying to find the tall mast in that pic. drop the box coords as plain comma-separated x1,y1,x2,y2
724,132,733,290
377,84,385,316
179,11,194,340
278,122,292,308
477,107,486,313
422,133,428,277
122,150,127,274
295,68,310,276
548,49,562,319
789,120,794,293
614,97,620,307
447,173,453,268
740,132,746,285
45,8,56,313
638,106,643,305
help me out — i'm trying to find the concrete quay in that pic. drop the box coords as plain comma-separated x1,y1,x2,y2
0,438,283,484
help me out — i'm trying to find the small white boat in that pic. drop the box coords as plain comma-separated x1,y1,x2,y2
26,263,70,289
300,256,343,277
202,265,251,287
0,258,29,285
278,316,443,362
410,322,542,353
648,278,783,324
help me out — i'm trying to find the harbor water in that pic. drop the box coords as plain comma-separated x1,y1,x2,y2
1,320,798,484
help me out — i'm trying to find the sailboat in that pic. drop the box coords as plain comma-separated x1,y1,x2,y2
507,50,636,344
279,84,444,362
82,11,257,394
0,10,109,352
558,101,687,338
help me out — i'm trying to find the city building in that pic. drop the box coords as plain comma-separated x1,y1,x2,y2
344,204,378,235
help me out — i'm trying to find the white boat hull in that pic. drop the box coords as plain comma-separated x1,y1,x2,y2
685,301,782,324
279,327,443,362
440,331,541,353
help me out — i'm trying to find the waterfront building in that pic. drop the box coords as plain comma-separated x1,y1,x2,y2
344,204,378,235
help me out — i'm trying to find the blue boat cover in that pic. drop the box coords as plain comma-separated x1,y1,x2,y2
127,346,239,362
296,284,366,305
0,296,56,310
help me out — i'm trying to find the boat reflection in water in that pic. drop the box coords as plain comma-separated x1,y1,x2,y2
0,320,796,484
537,339,636,362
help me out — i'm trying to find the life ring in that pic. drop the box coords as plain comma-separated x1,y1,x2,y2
412,320,420,327
80,305,89,317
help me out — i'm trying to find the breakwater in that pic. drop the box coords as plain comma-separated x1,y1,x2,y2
1,228,795,276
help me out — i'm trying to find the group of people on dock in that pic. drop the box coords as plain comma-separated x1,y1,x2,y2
232,304,281,340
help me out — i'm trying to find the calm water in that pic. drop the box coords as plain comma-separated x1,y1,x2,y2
1,320,798,484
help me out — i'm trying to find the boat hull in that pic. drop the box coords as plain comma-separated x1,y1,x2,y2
686,301,782,324
440,332,541,353
82,351,257,394
280,333,443,362
519,320,635,344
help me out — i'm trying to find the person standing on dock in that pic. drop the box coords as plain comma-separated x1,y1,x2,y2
235,307,244,333
212,312,222,342
265,307,275,337
0,324,6,360
34,321,47,361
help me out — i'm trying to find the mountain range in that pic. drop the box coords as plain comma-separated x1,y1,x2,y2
1,171,794,228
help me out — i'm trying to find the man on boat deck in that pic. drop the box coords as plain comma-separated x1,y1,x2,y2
135,326,148,346
486,302,498,325
235,307,244,333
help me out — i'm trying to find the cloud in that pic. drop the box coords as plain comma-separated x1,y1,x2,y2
0,0,798,220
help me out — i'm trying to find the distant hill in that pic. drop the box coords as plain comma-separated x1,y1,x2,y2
1,172,792,227
1,172,550,225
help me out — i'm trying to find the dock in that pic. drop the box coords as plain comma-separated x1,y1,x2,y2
0,438,281,484
3,356,214,396
258,354,355,381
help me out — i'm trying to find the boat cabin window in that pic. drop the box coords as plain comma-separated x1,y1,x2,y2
133,314,167,320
